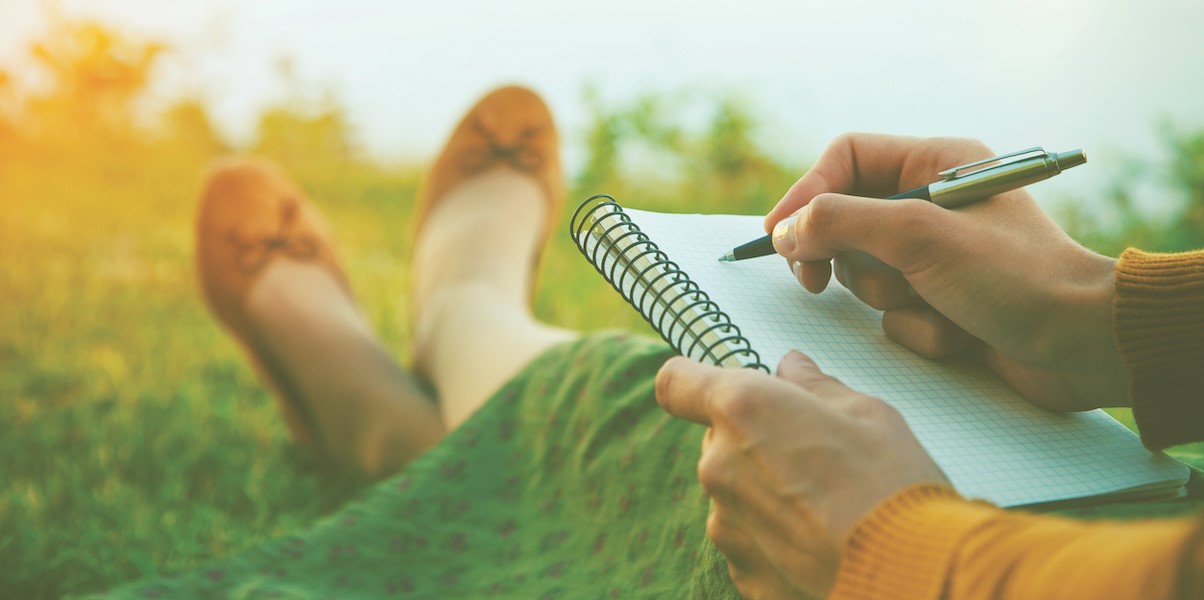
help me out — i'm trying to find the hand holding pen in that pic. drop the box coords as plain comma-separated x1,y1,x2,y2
720,143,1086,261
751,133,1127,412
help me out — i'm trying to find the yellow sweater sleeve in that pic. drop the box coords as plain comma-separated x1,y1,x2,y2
828,249,1204,599
1115,248,1204,450
829,484,1204,600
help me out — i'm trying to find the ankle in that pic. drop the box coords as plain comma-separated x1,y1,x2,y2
246,261,370,341
411,170,545,310
342,409,438,479
410,282,531,375
245,260,445,463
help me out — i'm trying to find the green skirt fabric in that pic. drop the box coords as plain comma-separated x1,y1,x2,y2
99,332,1204,599
100,332,741,599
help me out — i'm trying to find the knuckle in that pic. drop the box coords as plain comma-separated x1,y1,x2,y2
922,326,957,358
802,193,840,236
880,400,905,423
961,137,994,157
784,358,841,390
705,509,725,540
705,510,722,540
883,309,933,357
884,307,964,359
798,367,837,390
726,565,758,594
854,268,912,311
832,132,860,152
706,510,739,551
832,255,852,288
697,451,730,494
842,395,877,419
915,335,948,359
857,271,892,310
831,130,878,154
653,358,682,405
712,379,762,425
927,136,993,161
847,394,898,422
884,199,942,263
891,198,940,228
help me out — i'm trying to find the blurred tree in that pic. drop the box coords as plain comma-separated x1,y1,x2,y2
0,68,14,144
1061,127,1204,255
0,68,11,114
576,86,635,195
252,102,356,169
24,19,166,146
251,57,358,172
688,98,792,211
1166,128,1204,249
702,99,771,178
575,89,798,215
158,98,226,158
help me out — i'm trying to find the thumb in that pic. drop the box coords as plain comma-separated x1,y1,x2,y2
772,193,946,271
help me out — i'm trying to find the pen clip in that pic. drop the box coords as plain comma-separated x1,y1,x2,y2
938,147,1051,181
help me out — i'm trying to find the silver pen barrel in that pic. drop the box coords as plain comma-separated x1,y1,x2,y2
928,148,1087,208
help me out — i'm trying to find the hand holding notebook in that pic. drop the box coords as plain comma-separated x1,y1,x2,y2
656,347,951,577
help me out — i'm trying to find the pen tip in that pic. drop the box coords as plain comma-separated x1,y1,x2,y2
718,252,735,263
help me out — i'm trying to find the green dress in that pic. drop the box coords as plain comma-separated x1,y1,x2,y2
98,333,1203,599
100,333,741,599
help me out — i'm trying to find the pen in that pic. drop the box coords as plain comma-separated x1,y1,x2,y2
718,147,1088,262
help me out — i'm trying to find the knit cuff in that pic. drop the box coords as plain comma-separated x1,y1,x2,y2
828,484,998,600
1114,248,1204,450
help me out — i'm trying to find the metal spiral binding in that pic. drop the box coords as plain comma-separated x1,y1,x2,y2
570,194,769,372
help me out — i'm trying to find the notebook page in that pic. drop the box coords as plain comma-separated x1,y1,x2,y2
626,208,1189,507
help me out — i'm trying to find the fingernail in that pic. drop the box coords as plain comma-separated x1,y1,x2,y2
772,216,797,254
790,260,803,282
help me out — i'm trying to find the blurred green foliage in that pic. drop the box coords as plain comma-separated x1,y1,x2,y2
1060,127,1204,255
2,15,1203,600
576,86,798,215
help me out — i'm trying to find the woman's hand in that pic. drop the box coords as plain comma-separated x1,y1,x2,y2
656,352,948,600
766,133,1125,411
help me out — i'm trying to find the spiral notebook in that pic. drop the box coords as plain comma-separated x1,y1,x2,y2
570,195,1190,508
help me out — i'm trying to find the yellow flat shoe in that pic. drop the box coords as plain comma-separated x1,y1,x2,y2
195,157,351,450
414,85,565,285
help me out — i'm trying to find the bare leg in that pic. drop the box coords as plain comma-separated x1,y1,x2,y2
411,168,576,429
245,262,446,477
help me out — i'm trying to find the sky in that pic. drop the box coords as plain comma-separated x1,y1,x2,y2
2,0,1203,207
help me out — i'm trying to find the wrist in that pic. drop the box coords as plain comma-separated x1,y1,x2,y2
1047,250,1129,408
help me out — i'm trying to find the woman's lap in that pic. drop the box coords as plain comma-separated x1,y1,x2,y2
100,332,741,599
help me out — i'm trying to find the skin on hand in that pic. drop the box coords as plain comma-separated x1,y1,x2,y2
656,352,949,600
766,133,1126,411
